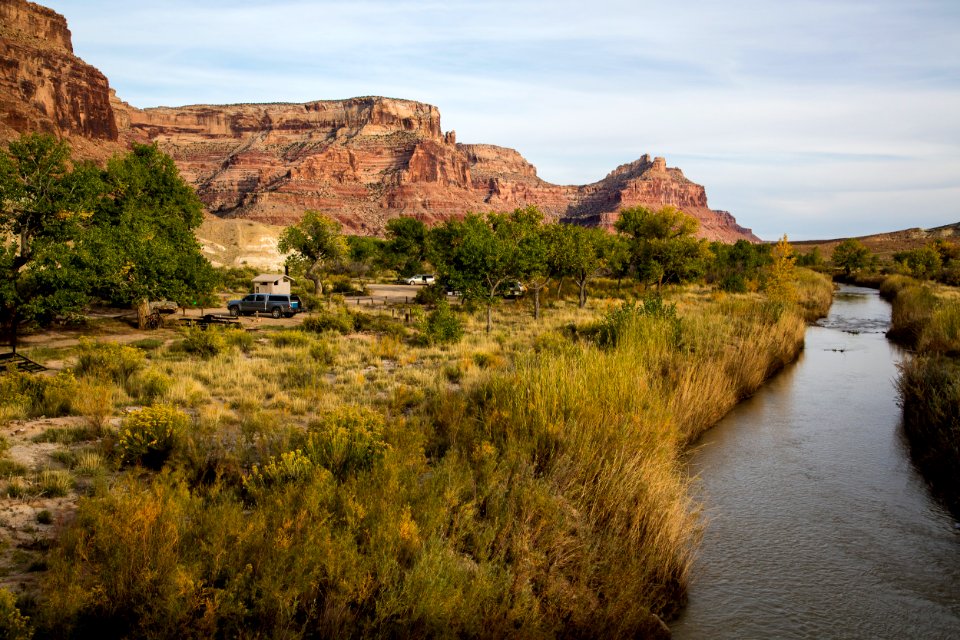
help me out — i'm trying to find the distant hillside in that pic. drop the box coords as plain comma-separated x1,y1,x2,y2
793,222,960,260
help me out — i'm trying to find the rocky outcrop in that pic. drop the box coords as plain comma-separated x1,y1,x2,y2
0,0,123,159
1,0,758,243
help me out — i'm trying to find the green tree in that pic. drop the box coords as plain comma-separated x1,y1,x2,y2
429,213,516,332
82,143,216,327
382,216,428,277
615,205,707,288
831,238,871,276
508,207,551,320
895,246,943,281
600,233,632,290
278,211,347,296
0,133,103,351
548,224,605,308
342,235,383,287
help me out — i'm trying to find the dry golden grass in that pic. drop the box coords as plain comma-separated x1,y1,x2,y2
5,280,827,638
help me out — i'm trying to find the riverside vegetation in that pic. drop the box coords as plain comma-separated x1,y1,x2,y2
0,273,831,638
881,276,960,517
0,132,837,637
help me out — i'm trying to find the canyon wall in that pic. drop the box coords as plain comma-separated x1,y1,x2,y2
1,0,758,243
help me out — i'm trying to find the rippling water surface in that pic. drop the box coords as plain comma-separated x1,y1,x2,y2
671,286,960,639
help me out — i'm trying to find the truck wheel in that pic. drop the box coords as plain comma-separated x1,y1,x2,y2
271,307,282,319
228,306,240,317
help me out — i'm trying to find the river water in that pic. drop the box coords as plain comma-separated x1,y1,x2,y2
671,285,960,639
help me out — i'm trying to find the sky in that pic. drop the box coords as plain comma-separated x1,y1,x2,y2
42,0,960,240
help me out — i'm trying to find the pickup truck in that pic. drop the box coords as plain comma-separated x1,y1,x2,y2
227,294,303,318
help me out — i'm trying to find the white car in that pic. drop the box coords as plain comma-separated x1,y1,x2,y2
405,274,436,285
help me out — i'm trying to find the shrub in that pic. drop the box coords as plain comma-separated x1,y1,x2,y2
352,312,408,338
309,340,337,366
421,301,464,345
302,310,354,335
327,275,367,296
889,285,937,345
244,449,317,496
117,405,189,469
413,284,445,305
0,370,77,418
180,326,226,358
588,297,679,348
75,340,145,388
719,272,748,293
0,588,31,640
303,406,388,481
127,369,172,404
36,510,53,525
917,300,960,356
73,378,115,432
222,328,255,353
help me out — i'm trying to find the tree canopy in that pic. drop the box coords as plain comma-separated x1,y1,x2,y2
278,210,348,295
1,134,217,344
614,205,708,287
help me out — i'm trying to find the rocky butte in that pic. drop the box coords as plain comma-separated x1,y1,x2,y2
1,0,759,256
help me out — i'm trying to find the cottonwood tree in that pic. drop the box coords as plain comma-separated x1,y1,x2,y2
83,143,216,327
0,134,102,352
278,210,347,295
382,216,428,277
831,238,871,276
429,212,517,332
507,207,552,320
548,224,606,308
615,205,708,288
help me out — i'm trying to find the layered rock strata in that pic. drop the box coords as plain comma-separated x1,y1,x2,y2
1,0,758,243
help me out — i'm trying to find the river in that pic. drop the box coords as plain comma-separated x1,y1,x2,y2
671,285,960,639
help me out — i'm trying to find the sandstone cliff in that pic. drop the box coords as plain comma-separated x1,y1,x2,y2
0,0,124,159
1,0,758,244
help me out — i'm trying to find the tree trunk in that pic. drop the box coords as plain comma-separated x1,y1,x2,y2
534,288,541,320
555,277,565,301
578,280,587,309
486,304,492,333
136,297,150,330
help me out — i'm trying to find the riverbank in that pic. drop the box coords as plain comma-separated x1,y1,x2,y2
0,274,833,637
880,275,960,517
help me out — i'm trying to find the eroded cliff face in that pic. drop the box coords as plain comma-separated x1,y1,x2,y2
0,0,123,159
1,0,758,243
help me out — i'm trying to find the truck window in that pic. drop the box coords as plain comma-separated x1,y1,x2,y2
268,295,286,303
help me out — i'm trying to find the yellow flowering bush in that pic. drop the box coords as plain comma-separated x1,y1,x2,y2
117,405,189,469
304,406,388,481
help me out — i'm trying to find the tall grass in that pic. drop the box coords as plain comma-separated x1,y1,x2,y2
27,291,815,637
885,275,960,517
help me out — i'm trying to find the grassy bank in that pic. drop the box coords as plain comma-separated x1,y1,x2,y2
0,275,831,638
883,275,960,516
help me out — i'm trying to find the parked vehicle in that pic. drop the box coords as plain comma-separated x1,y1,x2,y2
227,294,303,318
404,274,436,285
502,281,527,299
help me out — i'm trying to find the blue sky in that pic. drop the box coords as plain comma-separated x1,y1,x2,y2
44,0,960,240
